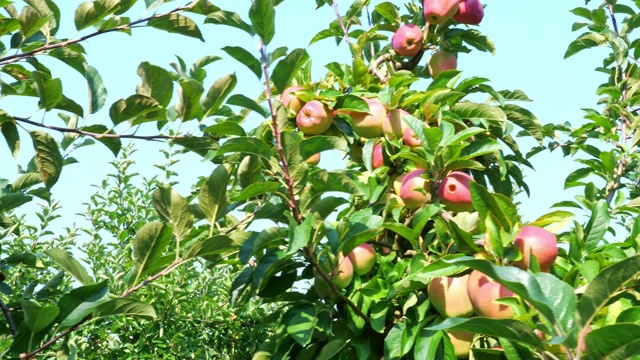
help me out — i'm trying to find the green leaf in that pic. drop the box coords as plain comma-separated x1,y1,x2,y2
93,298,157,321
217,137,272,160
286,305,317,346
565,32,607,59
227,94,268,118
450,28,496,54
334,94,370,113
85,64,107,114
468,182,515,232
231,181,281,202
272,49,310,93
44,248,93,285
317,339,347,360
32,71,62,110
19,5,52,38
48,47,88,75
175,79,204,121
22,299,59,332
11,172,41,191
534,272,576,332
109,94,163,125
147,13,204,41
203,121,247,138
184,235,235,259
428,317,543,349
205,10,253,35
136,61,174,107
221,46,262,79
249,0,275,45
131,222,172,286
80,124,121,156
152,187,193,241
583,200,610,251
57,281,109,328
30,130,62,189
299,136,349,161
0,118,20,159
199,164,231,224
501,104,544,144
385,321,421,359
202,73,237,117
451,102,507,123
586,323,640,360
578,255,640,327
374,2,400,25
74,0,120,31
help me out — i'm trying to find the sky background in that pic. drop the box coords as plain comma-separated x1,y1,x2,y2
0,1,612,236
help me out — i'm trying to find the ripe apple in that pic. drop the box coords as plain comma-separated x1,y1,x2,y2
331,253,354,289
448,330,474,359
423,0,460,25
466,270,492,305
400,169,432,210
438,171,475,213
472,282,515,319
306,153,320,165
427,274,474,318
403,125,422,147
347,243,376,275
350,98,387,138
372,143,384,169
391,24,424,57
296,100,333,135
454,0,484,25
512,225,558,273
428,51,458,78
383,109,410,141
280,85,306,113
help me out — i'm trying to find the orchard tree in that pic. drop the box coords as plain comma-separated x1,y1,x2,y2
0,0,639,359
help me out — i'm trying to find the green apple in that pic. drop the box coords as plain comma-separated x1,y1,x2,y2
351,98,387,138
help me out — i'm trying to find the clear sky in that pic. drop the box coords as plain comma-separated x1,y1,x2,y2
0,1,610,235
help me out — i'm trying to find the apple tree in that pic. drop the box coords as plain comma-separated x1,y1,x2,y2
0,0,639,359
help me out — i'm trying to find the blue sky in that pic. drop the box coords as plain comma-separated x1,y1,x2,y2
0,1,609,234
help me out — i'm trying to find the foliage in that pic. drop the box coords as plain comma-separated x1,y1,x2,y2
0,0,638,359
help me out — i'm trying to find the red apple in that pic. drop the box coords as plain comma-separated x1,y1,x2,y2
306,153,320,165
472,282,515,319
372,143,384,169
331,253,354,289
466,270,492,304
403,125,422,147
280,85,306,113
427,274,474,318
454,0,484,25
423,0,460,25
448,330,474,358
296,100,333,135
513,226,558,273
438,171,474,213
350,98,387,138
428,51,458,78
400,169,432,210
392,173,408,194
391,24,424,57
347,243,376,275
383,109,410,141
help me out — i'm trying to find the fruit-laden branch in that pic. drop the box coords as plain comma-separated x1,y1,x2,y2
0,298,16,336
13,116,187,141
302,247,372,323
369,50,425,83
0,3,194,66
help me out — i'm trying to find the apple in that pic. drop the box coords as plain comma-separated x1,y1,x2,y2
306,153,320,165
403,126,422,147
314,271,340,302
280,85,306,113
447,330,474,359
454,0,484,25
296,100,333,135
438,171,475,213
423,0,460,25
383,109,410,141
466,270,492,304
400,169,432,210
347,243,376,275
512,225,558,273
331,253,354,289
350,98,387,138
391,24,424,57
372,143,384,169
377,192,405,208
472,282,515,319
392,173,408,194
428,51,458,78
427,274,474,318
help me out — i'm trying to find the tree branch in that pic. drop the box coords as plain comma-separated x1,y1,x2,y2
13,116,187,141
0,298,17,336
331,1,351,45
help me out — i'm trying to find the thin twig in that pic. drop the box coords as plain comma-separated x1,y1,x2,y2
0,298,17,336
13,116,186,141
332,1,351,45
121,259,184,298
20,315,92,359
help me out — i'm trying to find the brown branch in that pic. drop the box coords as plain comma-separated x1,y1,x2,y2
0,298,16,336
121,259,184,298
332,1,351,45
369,50,425,83
20,315,92,360
0,5,192,66
13,116,187,141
